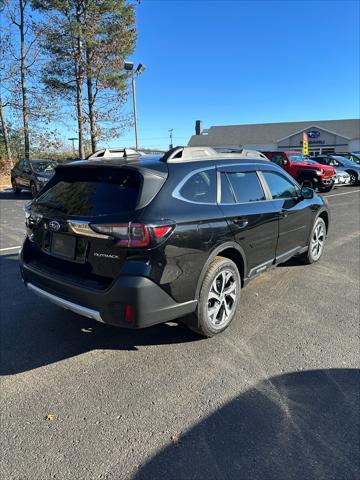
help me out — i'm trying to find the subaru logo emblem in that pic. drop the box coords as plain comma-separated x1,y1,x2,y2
307,130,320,139
49,220,61,232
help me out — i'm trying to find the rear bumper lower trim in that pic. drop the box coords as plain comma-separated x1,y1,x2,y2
26,282,104,323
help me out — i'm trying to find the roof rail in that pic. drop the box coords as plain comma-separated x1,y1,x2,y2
161,146,220,162
161,146,267,163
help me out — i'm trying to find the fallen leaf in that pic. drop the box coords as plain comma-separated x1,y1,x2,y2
170,435,181,445
46,414,55,421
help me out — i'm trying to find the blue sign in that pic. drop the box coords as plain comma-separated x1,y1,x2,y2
307,130,321,139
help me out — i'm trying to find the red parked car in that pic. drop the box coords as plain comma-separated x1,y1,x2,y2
262,151,335,192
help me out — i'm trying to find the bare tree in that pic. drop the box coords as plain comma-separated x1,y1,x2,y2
2,0,57,161
0,96,13,166
5,0,31,159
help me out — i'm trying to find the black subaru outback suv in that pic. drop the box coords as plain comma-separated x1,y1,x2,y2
20,147,330,337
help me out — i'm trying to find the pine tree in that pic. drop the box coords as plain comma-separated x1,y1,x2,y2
33,0,137,156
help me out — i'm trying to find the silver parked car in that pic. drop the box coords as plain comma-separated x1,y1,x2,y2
304,158,350,186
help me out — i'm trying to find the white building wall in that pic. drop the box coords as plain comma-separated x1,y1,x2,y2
243,143,277,151
348,139,360,151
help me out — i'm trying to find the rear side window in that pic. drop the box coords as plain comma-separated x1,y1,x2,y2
262,171,298,199
35,168,142,215
179,169,216,203
220,173,235,203
227,172,265,203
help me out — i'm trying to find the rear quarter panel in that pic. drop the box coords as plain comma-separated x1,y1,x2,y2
139,164,232,303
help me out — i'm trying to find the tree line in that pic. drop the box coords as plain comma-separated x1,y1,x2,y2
0,0,137,171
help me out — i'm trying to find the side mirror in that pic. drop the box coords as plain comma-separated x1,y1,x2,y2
301,186,314,199
282,159,288,166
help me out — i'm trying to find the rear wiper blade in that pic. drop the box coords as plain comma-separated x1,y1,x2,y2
35,200,68,213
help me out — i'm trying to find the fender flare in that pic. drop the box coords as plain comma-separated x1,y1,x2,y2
315,206,330,234
195,241,247,299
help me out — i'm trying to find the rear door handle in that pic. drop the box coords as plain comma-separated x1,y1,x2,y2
234,217,249,228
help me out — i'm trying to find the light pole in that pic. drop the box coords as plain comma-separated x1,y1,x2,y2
168,129,173,149
68,137,77,157
124,62,145,150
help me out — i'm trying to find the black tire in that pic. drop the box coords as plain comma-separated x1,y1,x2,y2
319,185,333,193
188,256,241,338
11,178,21,194
300,217,326,265
30,181,37,198
347,171,358,186
300,178,315,190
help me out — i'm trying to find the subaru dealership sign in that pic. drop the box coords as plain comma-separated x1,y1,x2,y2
307,130,321,139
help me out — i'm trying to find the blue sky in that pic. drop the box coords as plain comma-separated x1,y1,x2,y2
84,0,360,150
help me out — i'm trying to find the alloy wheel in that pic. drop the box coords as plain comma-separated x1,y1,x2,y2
349,173,357,185
207,269,237,329
310,222,325,260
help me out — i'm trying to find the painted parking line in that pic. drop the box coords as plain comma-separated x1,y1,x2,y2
325,190,360,198
0,246,21,252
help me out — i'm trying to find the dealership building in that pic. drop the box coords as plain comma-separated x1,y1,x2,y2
188,119,360,156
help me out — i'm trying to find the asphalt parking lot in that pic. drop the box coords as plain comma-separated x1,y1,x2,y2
1,186,359,480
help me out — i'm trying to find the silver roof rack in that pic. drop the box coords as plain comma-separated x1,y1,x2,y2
161,146,267,163
87,148,142,160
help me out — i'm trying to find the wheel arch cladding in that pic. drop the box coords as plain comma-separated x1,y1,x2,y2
318,211,329,234
195,243,246,299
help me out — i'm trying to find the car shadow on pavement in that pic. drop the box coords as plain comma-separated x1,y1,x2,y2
133,368,359,480
277,256,304,268
0,254,201,376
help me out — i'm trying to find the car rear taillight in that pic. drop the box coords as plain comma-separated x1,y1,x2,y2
153,225,172,238
89,222,173,247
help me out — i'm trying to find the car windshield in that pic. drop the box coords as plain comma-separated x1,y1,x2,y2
288,154,305,162
332,156,355,167
32,161,56,173
348,155,360,164
302,159,318,164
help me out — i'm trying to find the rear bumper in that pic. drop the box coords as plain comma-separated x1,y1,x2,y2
19,253,197,328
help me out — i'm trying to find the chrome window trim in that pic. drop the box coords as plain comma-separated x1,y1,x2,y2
173,163,301,206
218,169,270,205
260,170,301,201
172,166,217,205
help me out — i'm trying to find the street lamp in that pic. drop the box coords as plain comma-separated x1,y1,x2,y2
168,129,173,149
68,137,77,157
124,61,146,150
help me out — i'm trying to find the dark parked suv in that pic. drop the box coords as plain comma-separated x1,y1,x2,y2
20,147,330,337
11,159,56,197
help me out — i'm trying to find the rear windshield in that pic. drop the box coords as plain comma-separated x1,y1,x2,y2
32,161,56,173
35,167,141,216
